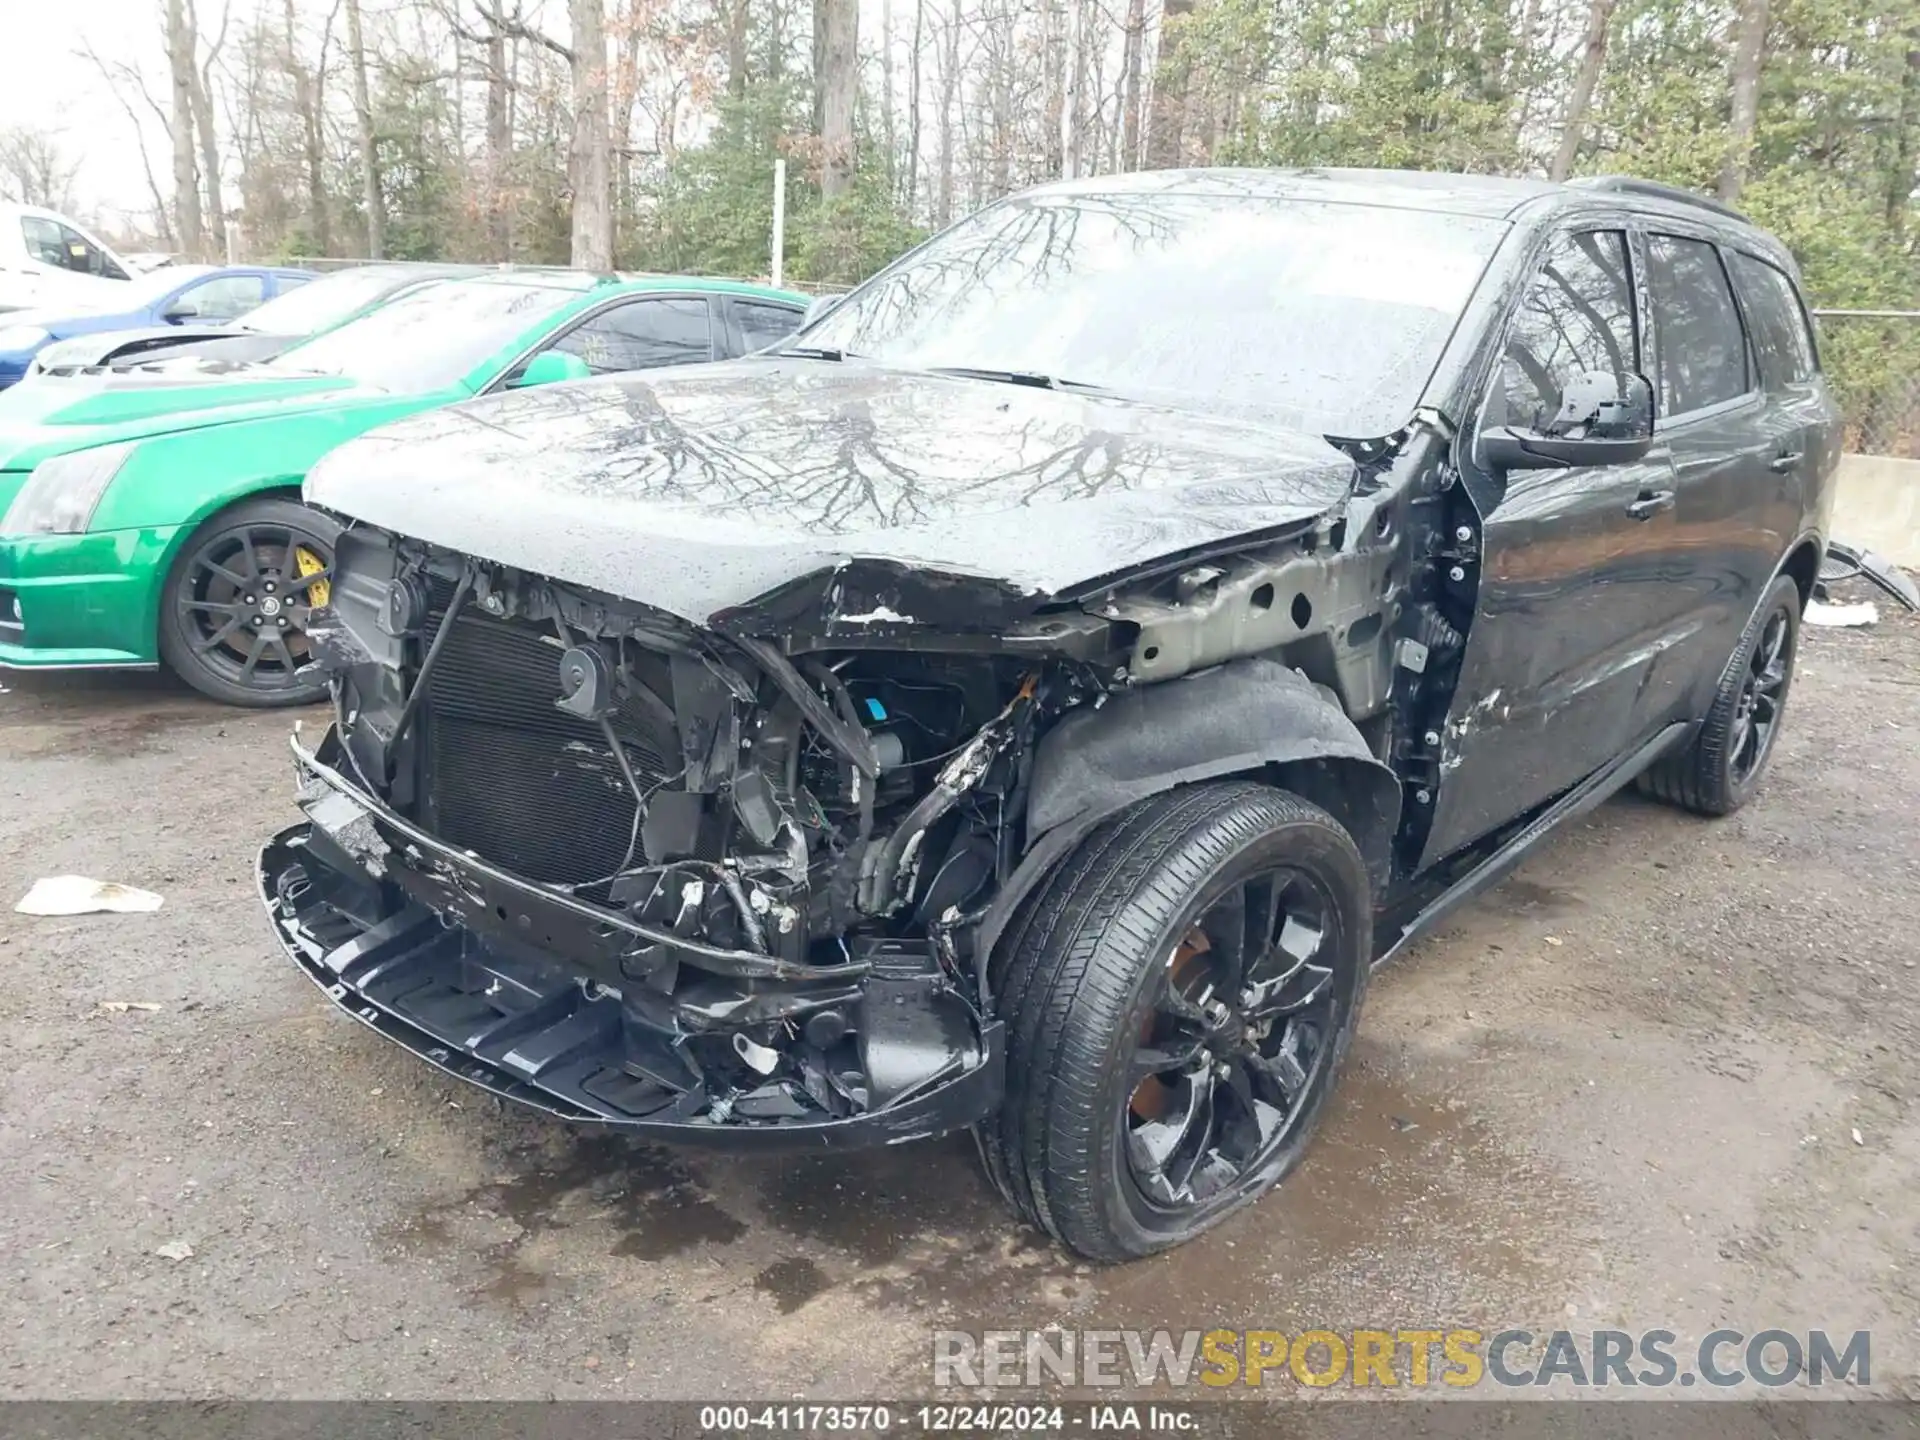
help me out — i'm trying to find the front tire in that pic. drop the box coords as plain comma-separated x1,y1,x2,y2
979,781,1372,1262
1638,573,1800,816
157,496,339,708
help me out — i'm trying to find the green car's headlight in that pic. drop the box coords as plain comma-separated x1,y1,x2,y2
1,441,138,536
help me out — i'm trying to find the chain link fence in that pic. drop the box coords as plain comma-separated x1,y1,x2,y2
1813,309,1920,459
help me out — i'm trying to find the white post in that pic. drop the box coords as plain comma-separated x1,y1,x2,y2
771,158,787,288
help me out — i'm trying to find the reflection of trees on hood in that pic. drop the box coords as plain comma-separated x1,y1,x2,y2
433,365,1280,538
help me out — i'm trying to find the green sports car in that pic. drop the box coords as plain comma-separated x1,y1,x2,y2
0,272,807,705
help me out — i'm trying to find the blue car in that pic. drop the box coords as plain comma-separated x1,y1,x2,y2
0,264,313,387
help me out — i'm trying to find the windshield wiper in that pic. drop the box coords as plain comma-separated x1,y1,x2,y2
774,344,852,361
927,365,1111,393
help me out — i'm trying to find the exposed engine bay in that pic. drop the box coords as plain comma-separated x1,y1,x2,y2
261,420,1473,1146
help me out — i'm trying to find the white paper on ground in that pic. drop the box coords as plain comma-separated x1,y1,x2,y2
15,876,165,915
1804,600,1879,628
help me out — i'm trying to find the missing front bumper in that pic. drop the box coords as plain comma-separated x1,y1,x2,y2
258,771,1004,1150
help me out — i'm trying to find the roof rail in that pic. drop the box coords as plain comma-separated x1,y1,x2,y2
1564,175,1750,222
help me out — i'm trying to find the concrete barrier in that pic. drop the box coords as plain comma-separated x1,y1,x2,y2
1831,453,1920,568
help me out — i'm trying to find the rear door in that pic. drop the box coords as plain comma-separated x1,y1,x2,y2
1724,246,1840,559
1420,225,1687,864
1634,231,1784,721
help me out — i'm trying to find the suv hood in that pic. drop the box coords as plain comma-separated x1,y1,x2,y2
305,359,1358,625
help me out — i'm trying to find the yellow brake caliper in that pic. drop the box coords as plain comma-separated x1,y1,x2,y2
294,545,330,609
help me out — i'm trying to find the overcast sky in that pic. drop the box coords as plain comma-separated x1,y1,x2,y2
4,0,181,223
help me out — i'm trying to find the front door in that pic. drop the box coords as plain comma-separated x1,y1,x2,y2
1420,226,1685,865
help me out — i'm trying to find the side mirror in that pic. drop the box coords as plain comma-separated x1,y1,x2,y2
509,349,594,388
1480,371,1655,471
163,303,200,324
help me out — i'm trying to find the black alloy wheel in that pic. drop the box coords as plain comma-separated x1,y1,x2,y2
980,781,1371,1261
1728,605,1792,787
1637,572,1801,817
158,496,340,707
1121,865,1341,1214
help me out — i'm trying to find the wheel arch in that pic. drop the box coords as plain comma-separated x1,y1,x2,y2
1777,533,1824,612
146,476,317,643
973,659,1400,989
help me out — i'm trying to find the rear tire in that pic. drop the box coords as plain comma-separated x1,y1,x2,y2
978,781,1372,1262
157,496,338,708
1637,574,1800,817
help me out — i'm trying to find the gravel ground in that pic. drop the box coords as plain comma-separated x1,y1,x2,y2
1,606,1915,1402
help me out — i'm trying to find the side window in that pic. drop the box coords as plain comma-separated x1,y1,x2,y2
175,274,267,321
1497,230,1635,433
20,217,65,267
552,297,713,375
1646,234,1751,416
56,222,114,277
1726,252,1817,387
735,301,803,354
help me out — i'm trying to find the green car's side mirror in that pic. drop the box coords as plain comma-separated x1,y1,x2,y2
509,350,594,388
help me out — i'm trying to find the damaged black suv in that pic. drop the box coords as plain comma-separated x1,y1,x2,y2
263,169,1838,1261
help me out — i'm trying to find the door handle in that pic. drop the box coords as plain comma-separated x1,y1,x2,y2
1626,489,1675,520
1768,451,1804,473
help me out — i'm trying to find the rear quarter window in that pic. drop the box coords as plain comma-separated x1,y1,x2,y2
1727,251,1818,386
735,301,804,354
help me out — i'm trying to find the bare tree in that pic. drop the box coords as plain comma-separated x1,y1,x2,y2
881,0,898,196
1550,0,1616,181
905,0,925,212
724,0,750,99
981,0,1015,194
1062,0,1089,179
0,127,80,213
80,44,175,244
1719,0,1768,202
166,0,206,255
818,0,858,199
568,0,615,268
187,0,228,259
1042,0,1065,176
345,0,384,257
811,0,829,134
934,0,960,225
481,0,514,259
1119,0,1145,170
479,0,613,267
1146,0,1195,170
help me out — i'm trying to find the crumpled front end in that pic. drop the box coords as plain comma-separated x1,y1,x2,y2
256,529,1102,1147
261,768,1004,1147
262,447,1408,1149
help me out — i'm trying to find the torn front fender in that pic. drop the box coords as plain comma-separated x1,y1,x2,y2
967,659,1401,995
1025,657,1401,884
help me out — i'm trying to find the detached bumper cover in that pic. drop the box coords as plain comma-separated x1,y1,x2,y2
258,736,1005,1151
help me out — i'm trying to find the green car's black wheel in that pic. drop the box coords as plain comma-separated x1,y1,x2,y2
978,781,1372,1262
1638,573,1800,816
158,496,339,708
